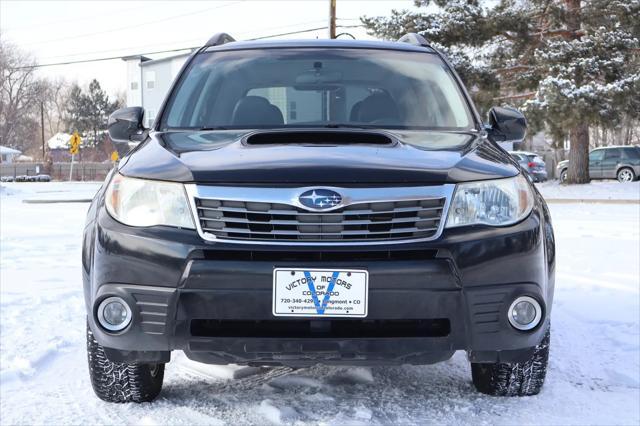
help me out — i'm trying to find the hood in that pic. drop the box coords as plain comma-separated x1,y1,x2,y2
119,129,519,185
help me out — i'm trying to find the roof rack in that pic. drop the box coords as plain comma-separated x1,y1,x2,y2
397,33,430,47
204,33,236,48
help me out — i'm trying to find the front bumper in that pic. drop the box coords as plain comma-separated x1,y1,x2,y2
84,205,554,366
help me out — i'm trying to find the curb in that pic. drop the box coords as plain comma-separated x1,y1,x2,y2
22,199,93,204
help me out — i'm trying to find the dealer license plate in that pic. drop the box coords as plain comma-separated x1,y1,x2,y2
272,268,368,317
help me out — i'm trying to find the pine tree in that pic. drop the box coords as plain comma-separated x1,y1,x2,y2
65,79,122,148
362,0,640,184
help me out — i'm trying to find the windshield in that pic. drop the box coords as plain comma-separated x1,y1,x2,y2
160,48,474,131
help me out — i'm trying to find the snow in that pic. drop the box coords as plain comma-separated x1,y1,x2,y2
46,133,73,150
1,182,639,425
536,180,640,201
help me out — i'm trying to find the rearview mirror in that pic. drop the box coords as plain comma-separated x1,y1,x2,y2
108,107,146,144
487,106,527,142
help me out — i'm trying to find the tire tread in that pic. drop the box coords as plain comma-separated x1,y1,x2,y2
86,324,164,403
471,328,550,397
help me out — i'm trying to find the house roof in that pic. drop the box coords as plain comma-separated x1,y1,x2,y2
139,51,193,67
47,133,72,149
0,145,21,155
122,55,151,62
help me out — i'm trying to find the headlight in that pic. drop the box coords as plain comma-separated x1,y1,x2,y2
105,173,194,228
445,175,534,228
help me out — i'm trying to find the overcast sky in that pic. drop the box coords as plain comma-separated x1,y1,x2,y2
1,0,416,96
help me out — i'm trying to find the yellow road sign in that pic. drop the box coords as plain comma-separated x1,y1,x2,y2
111,151,119,162
69,131,81,155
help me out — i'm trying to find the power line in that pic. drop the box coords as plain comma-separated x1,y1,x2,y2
12,46,199,69
12,24,365,70
249,24,362,40
38,19,329,62
19,1,244,47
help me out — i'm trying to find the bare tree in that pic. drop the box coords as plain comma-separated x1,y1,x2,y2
0,39,44,153
42,77,72,136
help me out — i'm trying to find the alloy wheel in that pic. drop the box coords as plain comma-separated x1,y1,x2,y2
618,169,634,183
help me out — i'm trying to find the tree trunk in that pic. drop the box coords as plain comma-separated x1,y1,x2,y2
567,123,590,184
564,0,589,184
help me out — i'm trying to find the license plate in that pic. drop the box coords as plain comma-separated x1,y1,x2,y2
272,268,368,317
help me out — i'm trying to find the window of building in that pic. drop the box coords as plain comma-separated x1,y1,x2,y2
130,81,139,90
145,71,156,90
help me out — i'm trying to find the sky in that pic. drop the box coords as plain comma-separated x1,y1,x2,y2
0,0,417,96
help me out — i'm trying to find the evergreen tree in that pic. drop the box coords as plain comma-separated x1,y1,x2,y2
65,79,122,148
362,0,640,184
65,83,89,135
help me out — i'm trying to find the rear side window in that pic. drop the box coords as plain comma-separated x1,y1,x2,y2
589,150,605,161
621,147,640,160
604,148,622,160
510,153,522,161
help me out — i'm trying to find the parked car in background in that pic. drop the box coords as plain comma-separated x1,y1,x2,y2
557,146,640,183
509,151,548,182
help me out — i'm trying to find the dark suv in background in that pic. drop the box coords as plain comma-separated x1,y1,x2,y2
558,146,640,183
83,33,555,403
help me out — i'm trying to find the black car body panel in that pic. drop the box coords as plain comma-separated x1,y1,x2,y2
84,186,553,365
84,38,554,370
119,130,518,184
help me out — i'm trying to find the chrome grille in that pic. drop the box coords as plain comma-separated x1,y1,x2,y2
188,185,452,244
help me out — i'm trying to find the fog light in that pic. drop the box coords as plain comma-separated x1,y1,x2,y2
508,296,542,331
97,297,132,331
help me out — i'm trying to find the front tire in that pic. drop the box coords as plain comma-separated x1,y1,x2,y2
617,167,636,183
87,324,164,403
471,328,550,396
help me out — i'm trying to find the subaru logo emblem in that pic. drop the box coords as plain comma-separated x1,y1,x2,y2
298,189,342,210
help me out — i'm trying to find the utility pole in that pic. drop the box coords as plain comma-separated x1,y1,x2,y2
329,0,336,39
40,101,45,159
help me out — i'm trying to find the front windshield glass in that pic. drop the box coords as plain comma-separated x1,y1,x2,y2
161,48,474,131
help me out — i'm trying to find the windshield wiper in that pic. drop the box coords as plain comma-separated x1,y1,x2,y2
199,126,229,131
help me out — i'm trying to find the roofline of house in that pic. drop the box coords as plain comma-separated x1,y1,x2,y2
139,51,194,67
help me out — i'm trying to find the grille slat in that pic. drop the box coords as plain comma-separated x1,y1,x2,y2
196,205,442,216
200,215,440,226
201,226,438,236
194,194,446,243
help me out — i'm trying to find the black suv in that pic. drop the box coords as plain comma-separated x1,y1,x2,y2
84,33,555,402
557,146,640,183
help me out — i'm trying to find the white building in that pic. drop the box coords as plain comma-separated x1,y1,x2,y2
0,146,21,163
123,52,192,127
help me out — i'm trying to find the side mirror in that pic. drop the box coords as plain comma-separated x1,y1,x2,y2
487,106,527,142
108,107,146,144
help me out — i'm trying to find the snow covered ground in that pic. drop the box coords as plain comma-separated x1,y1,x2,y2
536,180,640,201
1,182,639,425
